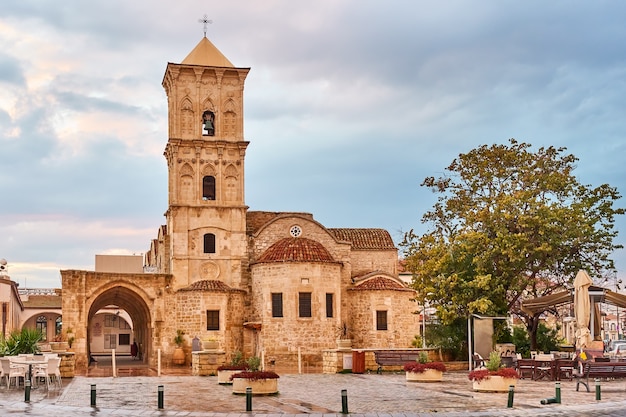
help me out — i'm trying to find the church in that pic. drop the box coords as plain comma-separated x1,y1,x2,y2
60,36,418,372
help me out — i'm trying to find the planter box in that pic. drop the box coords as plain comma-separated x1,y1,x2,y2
405,369,443,382
232,377,278,395
217,370,239,384
472,375,517,392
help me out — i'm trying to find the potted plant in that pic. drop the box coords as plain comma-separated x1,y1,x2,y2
202,337,219,351
404,351,446,382
336,321,352,349
50,332,69,352
172,329,186,365
468,351,519,392
231,356,280,395
217,350,247,384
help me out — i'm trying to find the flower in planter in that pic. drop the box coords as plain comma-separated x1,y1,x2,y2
230,355,280,381
468,351,519,382
230,370,280,381
218,350,248,371
403,361,447,373
404,351,447,373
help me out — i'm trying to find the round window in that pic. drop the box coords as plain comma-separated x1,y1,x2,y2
289,225,302,237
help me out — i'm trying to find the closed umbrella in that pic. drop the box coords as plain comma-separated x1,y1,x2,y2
574,270,593,349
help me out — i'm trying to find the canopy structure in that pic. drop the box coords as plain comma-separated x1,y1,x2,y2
520,284,626,343
520,285,626,315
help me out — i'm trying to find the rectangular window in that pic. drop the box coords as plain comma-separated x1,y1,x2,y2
207,310,220,330
271,293,283,317
376,310,388,331
105,314,117,327
299,292,312,318
104,334,117,349
119,319,131,329
326,293,334,318
119,334,131,346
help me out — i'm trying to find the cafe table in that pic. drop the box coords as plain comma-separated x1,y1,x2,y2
9,356,49,389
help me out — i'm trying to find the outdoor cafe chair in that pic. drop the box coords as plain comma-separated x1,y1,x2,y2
516,358,535,379
555,358,575,381
533,353,554,380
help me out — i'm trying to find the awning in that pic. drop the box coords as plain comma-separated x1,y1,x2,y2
520,285,626,316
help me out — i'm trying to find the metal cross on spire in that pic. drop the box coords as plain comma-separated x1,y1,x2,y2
198,14,213,37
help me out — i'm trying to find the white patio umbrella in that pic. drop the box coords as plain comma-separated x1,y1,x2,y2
574,270,593,349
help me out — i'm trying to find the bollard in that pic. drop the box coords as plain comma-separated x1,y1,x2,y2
91,384,97,407
341,389,348,414
246,387,252,411
507,384,514,408
555,381,561,404
540,397,558,405
595,378,601,401
24,379,31,403
158,385,164,409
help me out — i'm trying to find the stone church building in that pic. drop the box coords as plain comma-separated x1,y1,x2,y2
61,36,418,372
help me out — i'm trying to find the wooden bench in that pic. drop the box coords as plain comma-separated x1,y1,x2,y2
574,361,626,392
374,351,420,374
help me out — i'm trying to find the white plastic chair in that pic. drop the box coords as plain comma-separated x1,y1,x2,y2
33,360,50,390
0,358,11,388
46,357,62,389
7,359,26,389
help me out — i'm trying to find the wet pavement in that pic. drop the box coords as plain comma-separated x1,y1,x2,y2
2,358,626,416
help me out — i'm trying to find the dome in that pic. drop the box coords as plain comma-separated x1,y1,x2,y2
257,237,335,263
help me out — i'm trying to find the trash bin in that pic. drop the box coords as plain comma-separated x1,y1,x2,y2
352,350,365,374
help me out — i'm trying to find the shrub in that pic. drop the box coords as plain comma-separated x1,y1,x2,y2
230,371,280,381
403,361,447,373
468,367,519,382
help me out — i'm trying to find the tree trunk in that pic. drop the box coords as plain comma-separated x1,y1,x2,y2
527,315,540,350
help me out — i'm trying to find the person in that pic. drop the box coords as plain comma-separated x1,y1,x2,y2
131,341,138,360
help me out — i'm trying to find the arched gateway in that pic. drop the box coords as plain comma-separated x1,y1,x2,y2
61,270,171,372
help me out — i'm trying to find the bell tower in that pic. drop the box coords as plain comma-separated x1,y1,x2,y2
161,36,250,290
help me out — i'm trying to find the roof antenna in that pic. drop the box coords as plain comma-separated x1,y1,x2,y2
198,14,213,38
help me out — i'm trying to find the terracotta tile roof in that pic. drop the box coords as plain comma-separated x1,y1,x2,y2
328,228,396,250
178,280,245,293
257,237,335,263
351,276,415,292
246,211,314,234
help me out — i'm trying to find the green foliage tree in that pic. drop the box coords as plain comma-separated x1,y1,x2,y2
511,323,563,358
402,139,624,349
415,318,468,361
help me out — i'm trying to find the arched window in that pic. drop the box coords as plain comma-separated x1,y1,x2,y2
202,110,215,136
204,233,216,254
202,176,216,200
36,315,48,341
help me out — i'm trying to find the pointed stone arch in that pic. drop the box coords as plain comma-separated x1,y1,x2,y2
224,164,239,202
86,283,153,367
180,97,194,137
179,163,195,202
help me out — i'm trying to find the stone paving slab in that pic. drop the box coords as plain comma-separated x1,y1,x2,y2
2,371,626,416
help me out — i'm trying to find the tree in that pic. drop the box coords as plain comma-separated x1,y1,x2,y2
402,139,624,348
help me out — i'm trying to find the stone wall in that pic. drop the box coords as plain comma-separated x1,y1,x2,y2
191,351,226,376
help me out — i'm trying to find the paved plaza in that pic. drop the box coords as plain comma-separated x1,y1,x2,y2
2,366,626,416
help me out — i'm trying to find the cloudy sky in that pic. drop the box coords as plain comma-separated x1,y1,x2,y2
1,1,626,288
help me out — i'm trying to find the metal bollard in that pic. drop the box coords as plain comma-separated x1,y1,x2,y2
540,397,558,405
91,384,97,407
246,387,252,411
507,384,514,408
555,381,561,404
158,385,164,409
341,389,348,414
24,379,31,403
595,378,601,401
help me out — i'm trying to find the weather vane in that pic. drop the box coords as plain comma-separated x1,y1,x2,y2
198,14,213,37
